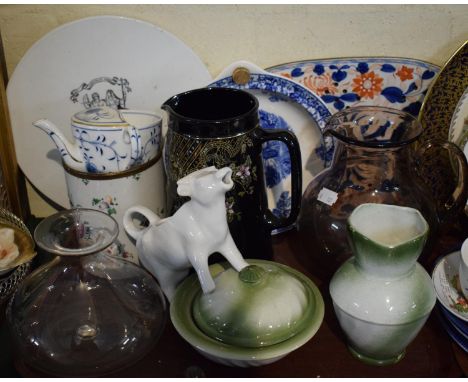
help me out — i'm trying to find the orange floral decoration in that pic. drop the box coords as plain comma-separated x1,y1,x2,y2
303,73,337,96
352,71,384,99
396,65,414,81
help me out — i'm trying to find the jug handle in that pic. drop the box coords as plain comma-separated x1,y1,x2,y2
416,139,468,222
254,128,302,231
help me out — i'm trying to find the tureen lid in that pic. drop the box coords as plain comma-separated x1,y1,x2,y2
192,261,314,348
72,106,126,125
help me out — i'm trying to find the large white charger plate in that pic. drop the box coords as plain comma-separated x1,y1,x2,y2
7,15,212,208
210,61,332,221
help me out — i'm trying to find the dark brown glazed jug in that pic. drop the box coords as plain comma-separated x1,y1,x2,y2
297,106,467,279
162,87,302,260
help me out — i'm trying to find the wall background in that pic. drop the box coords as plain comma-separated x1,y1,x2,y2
0,4,467,217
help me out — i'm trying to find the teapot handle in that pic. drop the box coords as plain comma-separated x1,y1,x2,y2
416,139,468,222
128,126,142,166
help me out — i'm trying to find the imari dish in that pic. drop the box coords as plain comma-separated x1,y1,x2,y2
210,60,332,221
432,251,468,323
268,57,439,117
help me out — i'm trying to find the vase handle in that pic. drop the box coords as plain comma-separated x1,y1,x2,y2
416,139,468,222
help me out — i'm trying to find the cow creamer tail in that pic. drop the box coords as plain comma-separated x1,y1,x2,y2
123,205,162,241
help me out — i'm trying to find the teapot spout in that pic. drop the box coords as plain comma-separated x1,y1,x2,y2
33,119,86,172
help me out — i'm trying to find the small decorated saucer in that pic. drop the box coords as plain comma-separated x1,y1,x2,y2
432,251,468,322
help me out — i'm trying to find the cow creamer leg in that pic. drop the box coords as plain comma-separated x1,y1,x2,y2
189,251,215,294
154,265,189,302
218,235,249,272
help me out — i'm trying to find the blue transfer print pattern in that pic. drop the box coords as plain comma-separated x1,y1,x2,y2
259,110,292,189
210,73,331,131
71,125,160,173
272,191,292,219
73,129,127,173
129,126,161,166
210,73,333,164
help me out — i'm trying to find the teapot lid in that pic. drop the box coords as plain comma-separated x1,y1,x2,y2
72,106,126,126
192,261,314,348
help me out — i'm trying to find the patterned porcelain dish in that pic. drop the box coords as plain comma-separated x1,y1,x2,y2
449,88,468,159
268,57,439,117
446,49,468,212
210,60,332,221
432,251,468,323
419,41,468,211
170,259,324,367
7,15,212,208
419,41,467,145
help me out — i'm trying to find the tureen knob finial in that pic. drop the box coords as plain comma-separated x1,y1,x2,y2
238,265,266,284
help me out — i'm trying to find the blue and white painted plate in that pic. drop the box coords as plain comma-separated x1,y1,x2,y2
210,61,332,223
439,303,468,339
437,304,468,353
267,57,439,117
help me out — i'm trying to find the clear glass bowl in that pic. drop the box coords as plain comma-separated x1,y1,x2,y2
7,208,167,377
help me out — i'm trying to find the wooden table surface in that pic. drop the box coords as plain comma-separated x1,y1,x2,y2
1,212,467,378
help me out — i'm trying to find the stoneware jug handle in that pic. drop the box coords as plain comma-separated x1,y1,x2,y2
255,128,302,231
123,205,160,241
416,139,468,222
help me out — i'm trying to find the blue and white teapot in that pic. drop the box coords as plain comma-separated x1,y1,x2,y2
34,106,162,174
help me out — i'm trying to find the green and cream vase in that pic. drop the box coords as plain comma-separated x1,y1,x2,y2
329,203,436,366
